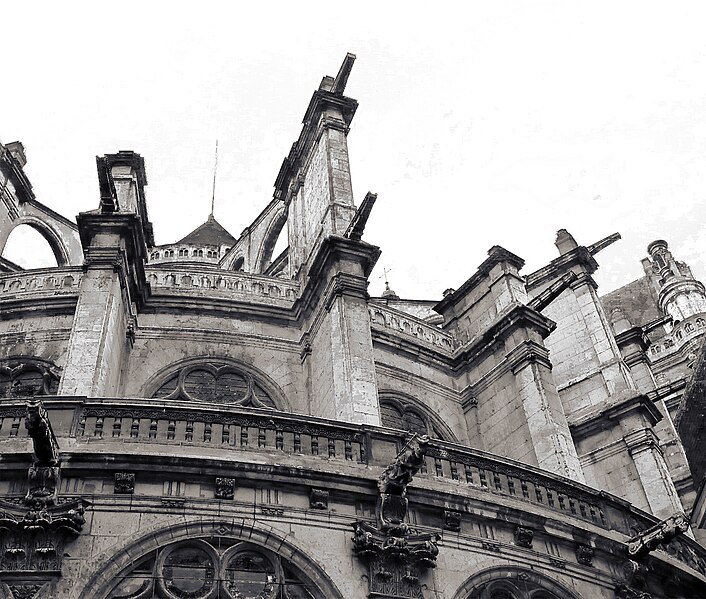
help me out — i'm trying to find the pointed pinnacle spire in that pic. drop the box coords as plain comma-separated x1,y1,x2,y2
210,140,219,219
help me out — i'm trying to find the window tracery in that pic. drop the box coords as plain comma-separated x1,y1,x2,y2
378,395,452,440
0,357,60,398
107,539,316,599
468,577,564,599
460,569,575,599
152,363,278,409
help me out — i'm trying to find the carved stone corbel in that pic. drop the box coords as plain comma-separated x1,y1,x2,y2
352,435,439,599
0,400,87,579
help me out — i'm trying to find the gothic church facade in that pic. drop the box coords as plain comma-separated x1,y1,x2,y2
0,55,705,599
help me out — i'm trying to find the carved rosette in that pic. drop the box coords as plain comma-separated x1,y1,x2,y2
309,488,329,510
443,510,461,532
215,477,235,500
114,472,135,494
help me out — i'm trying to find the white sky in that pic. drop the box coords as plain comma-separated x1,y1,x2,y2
3,1,706,299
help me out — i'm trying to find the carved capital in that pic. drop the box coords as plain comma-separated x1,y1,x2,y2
0,498,87,574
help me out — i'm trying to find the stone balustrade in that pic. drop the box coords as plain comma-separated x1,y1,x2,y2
0,267,83,296
369,304,456,353
0,397,690,550
146,267,299,306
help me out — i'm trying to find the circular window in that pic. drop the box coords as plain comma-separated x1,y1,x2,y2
223,550,276,599
159,543,218,599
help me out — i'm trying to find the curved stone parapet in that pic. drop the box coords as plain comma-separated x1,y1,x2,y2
369,304,456,354
146,267,299,306
0,268,83,297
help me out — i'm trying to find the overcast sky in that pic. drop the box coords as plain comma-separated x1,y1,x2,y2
3,2,706,299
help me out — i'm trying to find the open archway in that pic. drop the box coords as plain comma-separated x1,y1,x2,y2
0,217,70,267
255,206,288,273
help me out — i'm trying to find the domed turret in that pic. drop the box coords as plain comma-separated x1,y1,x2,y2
644,240,706,324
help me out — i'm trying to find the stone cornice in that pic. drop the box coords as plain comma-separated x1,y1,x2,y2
569,392,662,440
76,211,150,309
526,246,599,292
615,327,651,352
434,245,525,315
623,427,661,455
453,303,556,369
296,235,380,316
506,339,553,374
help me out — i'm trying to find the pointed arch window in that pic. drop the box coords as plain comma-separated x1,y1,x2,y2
379,394,454,441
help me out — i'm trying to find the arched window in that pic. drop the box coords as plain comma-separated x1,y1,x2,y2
460,568,576,599
379,394,455,441
151,362,279,409
233,256,245,271
108,539,318,599
0,357,60,398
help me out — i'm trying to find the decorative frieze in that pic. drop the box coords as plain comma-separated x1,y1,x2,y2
480,540,501,552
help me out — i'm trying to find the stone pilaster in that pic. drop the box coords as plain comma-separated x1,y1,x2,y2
299,236,381,426
59,152,151,397
436,246,584,481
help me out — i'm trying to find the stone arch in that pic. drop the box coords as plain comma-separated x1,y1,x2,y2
78,517,345,599
141,355,291,412
378,390,458,442
255,204,287,273
452,566,583,599
0,215,71,266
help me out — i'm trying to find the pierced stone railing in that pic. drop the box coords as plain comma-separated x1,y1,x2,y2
0,267,83,296
369,304,456,353
146,267,299,306
0,397,665,536
2,398,705,576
